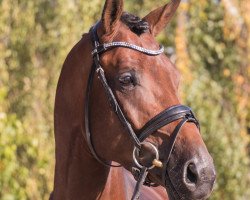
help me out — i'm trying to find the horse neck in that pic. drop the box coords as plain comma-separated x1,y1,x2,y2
53,34,114,200
63,134,112,199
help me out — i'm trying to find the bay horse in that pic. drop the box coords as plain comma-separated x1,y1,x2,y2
51,0,216,199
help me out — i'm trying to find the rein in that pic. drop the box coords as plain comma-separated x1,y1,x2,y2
84,23,200,200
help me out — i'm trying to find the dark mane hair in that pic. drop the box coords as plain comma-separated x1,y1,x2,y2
121,12,149,35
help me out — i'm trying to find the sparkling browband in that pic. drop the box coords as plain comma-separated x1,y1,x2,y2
91,41,164,56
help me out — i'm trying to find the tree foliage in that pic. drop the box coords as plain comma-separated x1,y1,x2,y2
0,0,249,199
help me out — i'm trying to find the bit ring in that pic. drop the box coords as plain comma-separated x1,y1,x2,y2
132,142,160,170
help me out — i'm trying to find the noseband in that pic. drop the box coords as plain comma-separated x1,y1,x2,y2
84,23,199,200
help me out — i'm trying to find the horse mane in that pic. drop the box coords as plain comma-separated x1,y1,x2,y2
121,12,149,35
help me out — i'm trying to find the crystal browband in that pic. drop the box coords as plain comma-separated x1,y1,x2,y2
91,41,164,56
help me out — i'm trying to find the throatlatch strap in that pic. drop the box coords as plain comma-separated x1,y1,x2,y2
84,25,121,167
85,63,121,167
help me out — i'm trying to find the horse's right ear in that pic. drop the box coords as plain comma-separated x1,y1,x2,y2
101,0,124,40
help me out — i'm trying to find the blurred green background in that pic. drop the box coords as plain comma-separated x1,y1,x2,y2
0,0,250,199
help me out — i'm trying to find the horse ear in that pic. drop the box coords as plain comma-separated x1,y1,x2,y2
101,0,124,39
143,0,181,37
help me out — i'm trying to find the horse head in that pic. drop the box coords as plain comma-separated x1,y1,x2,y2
78,0,216,199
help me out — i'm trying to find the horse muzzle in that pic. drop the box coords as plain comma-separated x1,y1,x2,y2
132,141,216,200
164,148,216,200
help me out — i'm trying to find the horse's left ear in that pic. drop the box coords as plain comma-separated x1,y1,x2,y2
143,0,181,37
101,0,124,39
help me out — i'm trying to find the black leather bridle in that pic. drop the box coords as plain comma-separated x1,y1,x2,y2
84,23,200,200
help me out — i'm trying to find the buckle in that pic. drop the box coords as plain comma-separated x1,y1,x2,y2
132,167,159,187
91,45,107,56
91,49,98,56
96,66,104,74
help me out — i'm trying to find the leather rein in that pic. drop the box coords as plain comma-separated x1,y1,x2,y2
84,23,200,200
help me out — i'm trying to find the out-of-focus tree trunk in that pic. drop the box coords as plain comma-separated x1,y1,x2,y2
222,0,250,136
221,0,243,39
175,0,192,99
239,0,250,134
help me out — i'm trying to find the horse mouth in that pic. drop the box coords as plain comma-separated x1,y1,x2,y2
165,175,185,200
149,168,197,200
148,170,184,200
164,168,216,200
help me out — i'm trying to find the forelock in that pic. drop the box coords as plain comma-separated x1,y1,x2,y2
120,12,149,35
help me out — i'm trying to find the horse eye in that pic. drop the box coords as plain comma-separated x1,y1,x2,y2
119,73,134,86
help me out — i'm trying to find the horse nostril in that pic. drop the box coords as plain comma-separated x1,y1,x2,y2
182,159,216,199
183,162,199,191
186,163,198,184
